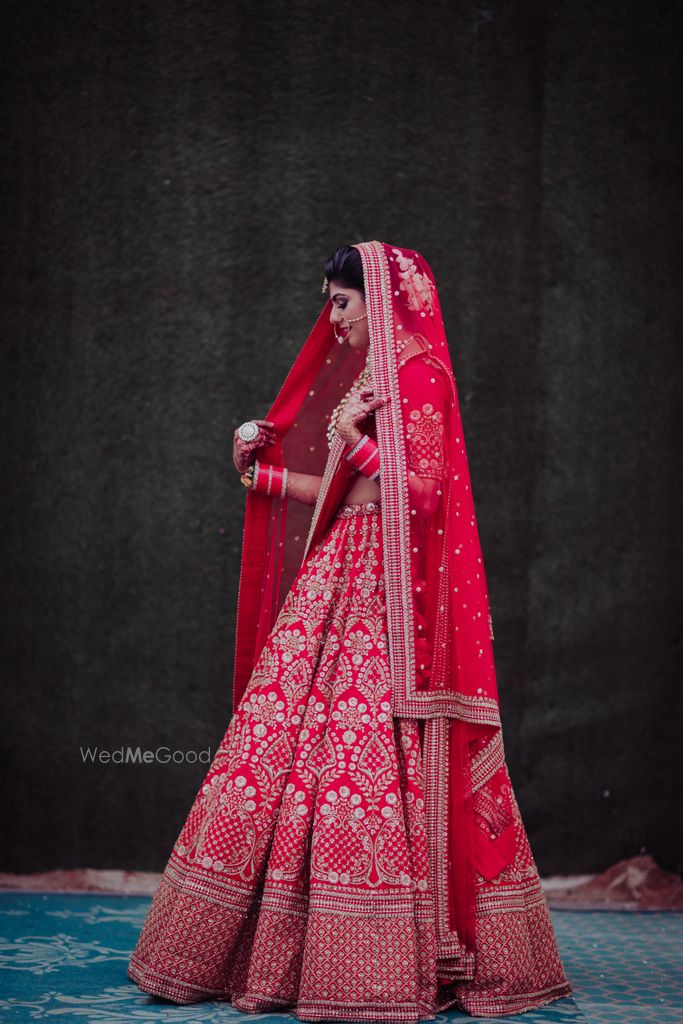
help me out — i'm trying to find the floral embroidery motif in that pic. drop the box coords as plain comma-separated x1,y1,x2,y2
406,402,445,479
128,505,437,1017
473,777,514,839
128,500,572,1017
392,248,435,316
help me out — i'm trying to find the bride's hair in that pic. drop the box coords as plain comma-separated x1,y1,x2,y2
323,244,365,297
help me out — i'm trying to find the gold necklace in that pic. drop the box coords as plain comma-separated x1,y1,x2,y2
327,355,373,449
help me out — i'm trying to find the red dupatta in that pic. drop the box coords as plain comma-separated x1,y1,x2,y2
232,241,514,982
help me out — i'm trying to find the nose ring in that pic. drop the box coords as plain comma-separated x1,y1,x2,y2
334,312,367,345
334,315,350,344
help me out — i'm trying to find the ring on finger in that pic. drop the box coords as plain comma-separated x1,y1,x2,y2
237,420,260,443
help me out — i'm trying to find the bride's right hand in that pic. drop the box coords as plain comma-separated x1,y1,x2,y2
233,419,277,474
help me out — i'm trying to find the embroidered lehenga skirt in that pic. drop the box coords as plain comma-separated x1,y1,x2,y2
127,499,569,1020
128,500,441,1021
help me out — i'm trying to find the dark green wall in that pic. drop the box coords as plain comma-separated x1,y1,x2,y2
2,1,681,875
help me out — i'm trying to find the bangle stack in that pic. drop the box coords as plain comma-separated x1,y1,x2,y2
344,434,381,480
248,459,288,498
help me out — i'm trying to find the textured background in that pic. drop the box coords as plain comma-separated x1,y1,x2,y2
2,1,681,875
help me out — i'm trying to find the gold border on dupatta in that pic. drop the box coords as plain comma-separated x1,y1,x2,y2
355,241,478,980
355,241,500,727
423,716,477,979
302,433,346,563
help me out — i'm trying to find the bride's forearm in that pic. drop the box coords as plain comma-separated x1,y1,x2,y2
285,470,323,506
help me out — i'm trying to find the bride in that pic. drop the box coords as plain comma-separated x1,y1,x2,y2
128,240,572,1020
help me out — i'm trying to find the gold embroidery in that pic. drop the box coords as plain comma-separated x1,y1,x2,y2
391,248,435,316
473,778,514,839
406,402,445,479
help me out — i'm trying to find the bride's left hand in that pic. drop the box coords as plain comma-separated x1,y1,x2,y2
336,388,390,445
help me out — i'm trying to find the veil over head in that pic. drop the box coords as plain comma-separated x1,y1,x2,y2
232,241,514,978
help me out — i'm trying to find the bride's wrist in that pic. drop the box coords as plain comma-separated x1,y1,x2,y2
245,459,288,498
344,433,381,480
339,427,362,447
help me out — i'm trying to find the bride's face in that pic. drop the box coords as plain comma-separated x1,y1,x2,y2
328,280,369,350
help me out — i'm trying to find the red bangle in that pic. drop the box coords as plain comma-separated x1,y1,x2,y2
252,461,288,498
344,434,380,480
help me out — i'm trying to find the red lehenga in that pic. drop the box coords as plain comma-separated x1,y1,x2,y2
128,241,573,1019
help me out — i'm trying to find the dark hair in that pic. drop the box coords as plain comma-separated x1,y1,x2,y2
323,244,365,297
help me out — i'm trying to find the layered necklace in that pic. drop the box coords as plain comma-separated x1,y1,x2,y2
326,350,373,450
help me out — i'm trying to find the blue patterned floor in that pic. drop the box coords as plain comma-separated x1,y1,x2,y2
0,893,680,1023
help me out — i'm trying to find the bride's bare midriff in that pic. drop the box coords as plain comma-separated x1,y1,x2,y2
340,473,381,504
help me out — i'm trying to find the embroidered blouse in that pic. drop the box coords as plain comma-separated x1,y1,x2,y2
398,345,448,516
